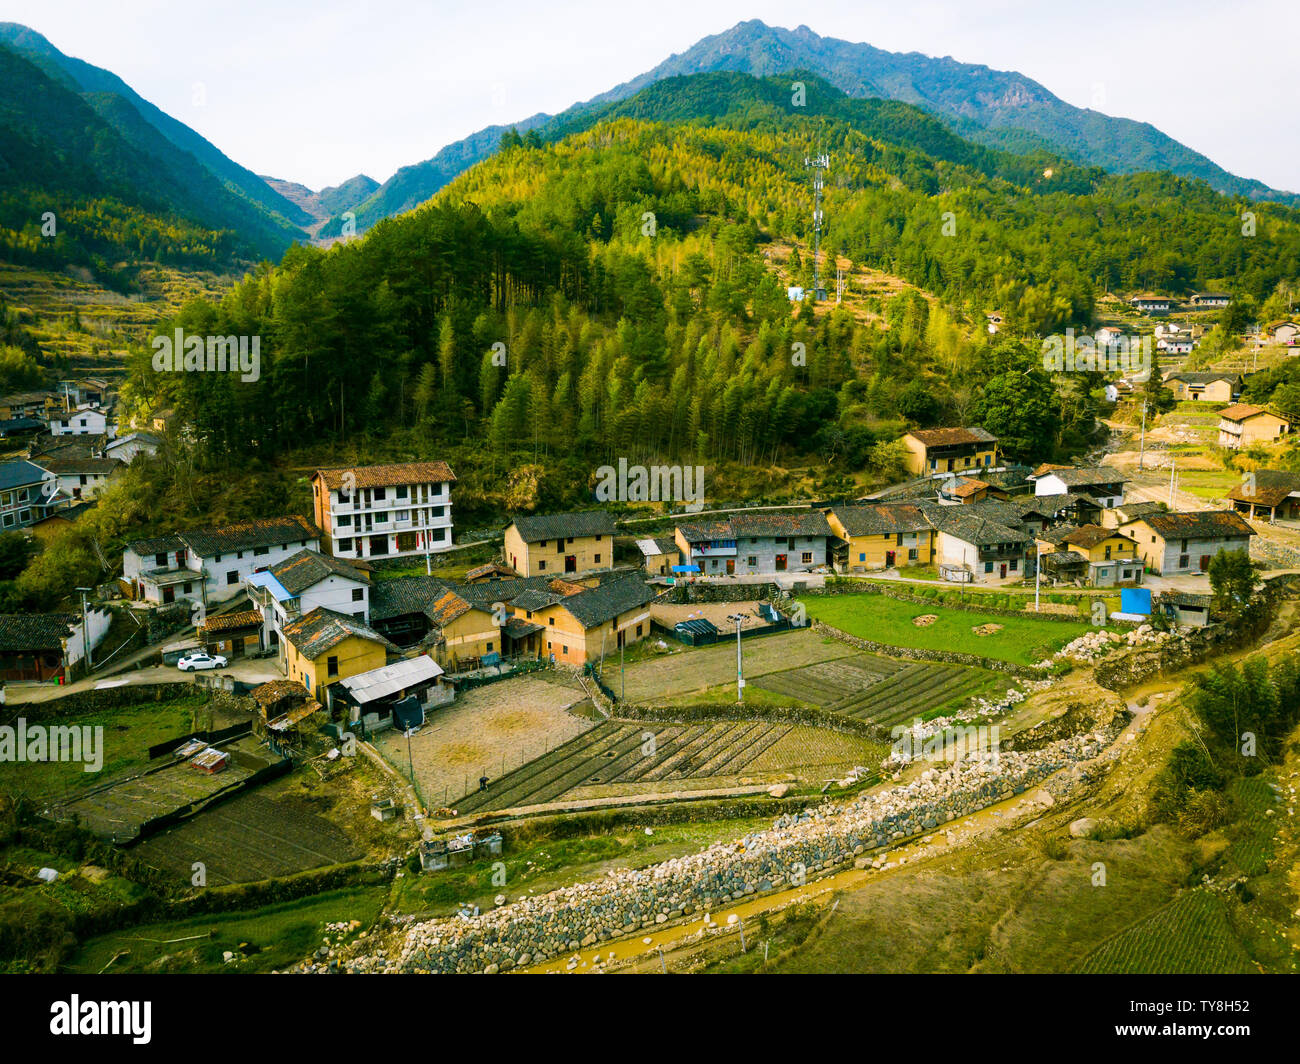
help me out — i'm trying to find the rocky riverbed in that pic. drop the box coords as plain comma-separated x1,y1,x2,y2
329,726,1122,975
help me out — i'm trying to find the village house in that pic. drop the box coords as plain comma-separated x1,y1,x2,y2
636,536,681,577
0,417,44,440
0,460,57,531
30,500,95,542
1100,500,1168,528
900,426,999,478
247,549,371,651
331,656,448,726
824,504,934,573
1188,292,1231,308
121,514,321,606
280,606,396,702
34,456,122,501
312,460,456,562
1156,334,1194,355
1034,524,1144,587
250,680,324,755
1129,295,1171,314
1227,469,1300,522
503,511,616,577
463,562,516,584
926,507,1030,585
937,476,991,504
1266,321,1299,347
103,432,161,465
1156,591,1213,628
508,573,657,666
198,609,263,661
675,511,833,576
0,391,55,421
1217,404,1291,449
49,404,114,437
1031,466,1127,508
1118,510,1255,575
1162,371,1240,403
0,609,111,682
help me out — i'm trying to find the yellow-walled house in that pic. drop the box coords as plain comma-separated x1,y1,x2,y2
1162,372,1239,403
280,606,395,702
824,504,935,572
901,427,998,478
504,511,616,577
426,589,506,669
509,574,656,666
1033,524,1143,586
1217,404,1291,449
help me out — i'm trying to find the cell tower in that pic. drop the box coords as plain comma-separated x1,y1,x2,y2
804,152,830,301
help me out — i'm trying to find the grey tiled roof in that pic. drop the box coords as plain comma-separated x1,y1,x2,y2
509,511,616,543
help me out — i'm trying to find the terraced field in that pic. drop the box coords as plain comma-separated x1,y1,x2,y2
1073,890,1252,974
757,653,1005,727
454,719,837,813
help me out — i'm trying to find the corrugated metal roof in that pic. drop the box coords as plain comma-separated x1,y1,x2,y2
337,655,443,704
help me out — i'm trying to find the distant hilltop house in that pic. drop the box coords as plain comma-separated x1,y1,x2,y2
1188,292,1231,308
1228,469,1300,522
1030,466,1127,509
504,511,616,577
1118,510,1255,575
58,377,111,409
1156,334,1194,355
312,460,455,562
122,514,321,606
1129,294,1172,314
34,456,122,502
985,312,1003,335
0,391,56,421
901,426,999,478
1162,371,1240,403
1217,404,1292,449
103,432,161,465
674,511,833,576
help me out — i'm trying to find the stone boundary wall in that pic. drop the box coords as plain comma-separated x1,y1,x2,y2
363,729,1115,974
811,620,1042,679
664,582,776,605
612,703,886,741
2,681,199,726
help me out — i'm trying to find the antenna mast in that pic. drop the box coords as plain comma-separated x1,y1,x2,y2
804,150,830,301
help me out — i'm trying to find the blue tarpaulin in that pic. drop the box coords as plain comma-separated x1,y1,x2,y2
671,564,701,573
1121,588,1152,616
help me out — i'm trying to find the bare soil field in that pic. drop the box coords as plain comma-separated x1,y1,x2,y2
650,600,770,629
619,628,857,702
377,673,594,808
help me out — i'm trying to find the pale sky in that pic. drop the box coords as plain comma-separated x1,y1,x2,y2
6,0,1298,193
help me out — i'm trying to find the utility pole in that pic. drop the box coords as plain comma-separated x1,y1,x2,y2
1137,399,1147,471
726,613,746,703
1168,457,1177,508
76,586,93,671
1033,543,1042,613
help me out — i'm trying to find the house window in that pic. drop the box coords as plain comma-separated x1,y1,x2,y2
183,582,193,594
858,552,866,562
396,485,408,499
595,534,602,541
540,540,547,547
636,624,643,636
801,552,813,564
594,554,601,564
352,588,364,602
327,656,339,677
338,538,353,552
1179,554,1190,568
548,617,554,625
254,547,268,557
526,610,533,619
539,560,547,571
984,562,993,573
486,641,493,653
214,554,222,562
562,646,568,655
908,549,918,561
1010,559,1018,571
748,556,758,567
227,571,239,585
338,514,351,526
155,552,167,567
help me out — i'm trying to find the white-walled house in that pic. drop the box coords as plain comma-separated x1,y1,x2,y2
122,515,321,606
1032,467,1126,508
49,404,114,437
35,456,122,501
247,549,371,651
104,432,161,464
312,461,456,562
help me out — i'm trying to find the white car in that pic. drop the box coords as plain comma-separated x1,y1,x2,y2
177,651,227,672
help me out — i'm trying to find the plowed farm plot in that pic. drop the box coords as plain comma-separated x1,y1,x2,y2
451,719,883,813
130,790,363,886
757,653,1006,727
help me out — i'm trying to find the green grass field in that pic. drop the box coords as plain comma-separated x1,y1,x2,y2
65,887,388,974
798,594,1092,666
1073,890,1251,974
0,694,206,799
